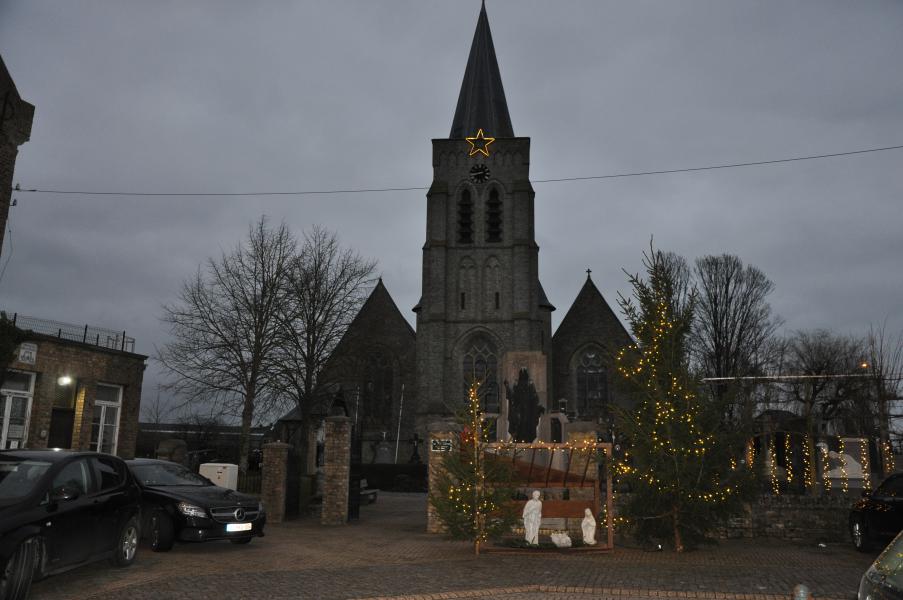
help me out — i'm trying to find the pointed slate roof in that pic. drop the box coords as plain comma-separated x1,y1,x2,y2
343,278,416,340
553,273,632,345
537,280,555,311
449,2,514,139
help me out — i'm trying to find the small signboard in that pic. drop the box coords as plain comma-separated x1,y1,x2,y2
18,343,37,365
6,425,24,440
431,438,453,453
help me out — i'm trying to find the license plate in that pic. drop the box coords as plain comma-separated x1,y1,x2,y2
226,522,252,532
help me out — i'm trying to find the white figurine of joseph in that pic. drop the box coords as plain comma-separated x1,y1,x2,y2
522,490,542,545
581,508,597,545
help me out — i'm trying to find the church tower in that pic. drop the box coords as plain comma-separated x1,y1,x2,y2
415,3,554,437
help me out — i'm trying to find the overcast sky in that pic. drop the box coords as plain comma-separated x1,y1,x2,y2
1,1,902,419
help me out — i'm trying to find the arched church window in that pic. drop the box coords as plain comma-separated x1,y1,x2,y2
576,349,607,417
361,353,394,429
457,189,473,244
486,189,502,243
462,337,499,414
483,256,501,314
458,257,476,314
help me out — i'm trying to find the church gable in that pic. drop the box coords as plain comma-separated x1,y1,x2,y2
323,279,416,433
332,278,415,354
551,275,633,420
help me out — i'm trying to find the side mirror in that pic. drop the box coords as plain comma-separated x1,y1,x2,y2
50,485,81,503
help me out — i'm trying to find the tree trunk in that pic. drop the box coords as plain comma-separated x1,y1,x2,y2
238,390,255,474
672,507,684,553
804,408,822,497
803,431,821,496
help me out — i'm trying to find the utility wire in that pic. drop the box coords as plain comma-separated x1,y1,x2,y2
702,374,903,382
12,143,903,198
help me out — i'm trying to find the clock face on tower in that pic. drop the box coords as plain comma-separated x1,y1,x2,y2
470,164,491,184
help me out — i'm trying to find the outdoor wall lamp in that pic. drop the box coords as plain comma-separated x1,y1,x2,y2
57,375,73,386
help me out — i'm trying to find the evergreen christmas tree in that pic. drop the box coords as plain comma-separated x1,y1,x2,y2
428,382,518,555
615,247,756,551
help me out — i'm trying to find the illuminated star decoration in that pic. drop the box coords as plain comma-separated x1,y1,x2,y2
466,129,495,157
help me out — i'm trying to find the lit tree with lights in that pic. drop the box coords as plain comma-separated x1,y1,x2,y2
428,381,518,555
615,246,756,552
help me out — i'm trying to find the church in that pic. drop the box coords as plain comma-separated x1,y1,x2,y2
321,3,632,461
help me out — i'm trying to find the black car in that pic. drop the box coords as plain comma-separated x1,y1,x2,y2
0,450,141,600
850,473,903,551
127,459,265,552
859,530,903,600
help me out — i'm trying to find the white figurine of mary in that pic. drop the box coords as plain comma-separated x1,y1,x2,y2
522,490,542,545
582,508,597,545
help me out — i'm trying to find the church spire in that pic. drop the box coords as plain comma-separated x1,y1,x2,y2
449,1,514,139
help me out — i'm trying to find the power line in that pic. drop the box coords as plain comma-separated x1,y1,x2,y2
12,143,903,198
702,374,903,382
531,144,903,184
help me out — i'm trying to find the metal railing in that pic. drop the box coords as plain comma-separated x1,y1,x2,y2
9,313,135,353
237,470,262,495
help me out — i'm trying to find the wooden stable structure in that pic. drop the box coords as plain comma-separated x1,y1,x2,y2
485,441,614,553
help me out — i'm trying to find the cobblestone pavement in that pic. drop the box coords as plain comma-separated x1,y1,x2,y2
31,493,875,600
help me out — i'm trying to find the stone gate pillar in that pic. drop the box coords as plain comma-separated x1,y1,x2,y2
261,442,291,524
427,420,460,533
322,416,351,525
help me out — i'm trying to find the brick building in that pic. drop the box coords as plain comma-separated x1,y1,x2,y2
320,4,632,457
3,315,147,458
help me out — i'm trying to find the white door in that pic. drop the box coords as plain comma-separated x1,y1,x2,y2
1,395,32,449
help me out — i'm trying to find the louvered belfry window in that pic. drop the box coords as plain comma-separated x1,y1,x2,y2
458,190,473,244
486,189,502,242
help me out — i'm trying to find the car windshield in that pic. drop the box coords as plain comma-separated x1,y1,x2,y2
131,462,211,487
873,531,903,587
0,459,52,500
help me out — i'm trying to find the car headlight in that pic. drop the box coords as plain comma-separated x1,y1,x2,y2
177,501,207,519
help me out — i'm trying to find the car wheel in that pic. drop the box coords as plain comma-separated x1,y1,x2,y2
149,512,175,553
851,517,872,552
0,538,37,600
110,517,140,567
229,537,253,545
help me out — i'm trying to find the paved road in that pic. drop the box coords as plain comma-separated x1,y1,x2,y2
31,493,875,600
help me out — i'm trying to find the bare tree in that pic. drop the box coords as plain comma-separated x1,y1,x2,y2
691,255,781,417
782,329,867,492
866,321,903,475
158,216,295,472
141,385,173,424
273,226,377,472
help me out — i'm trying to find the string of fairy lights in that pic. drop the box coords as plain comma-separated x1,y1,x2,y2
442,280,888,547
759,432,883,496
608,289,887,503
613,296,741,506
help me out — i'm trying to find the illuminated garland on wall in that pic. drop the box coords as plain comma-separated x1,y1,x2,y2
860,439,872,492
820,443,832,492
746,439,755,470
839,438,849,494
802,435,814,490
884,441,895,474
768,437,780,495
784,433,793,485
